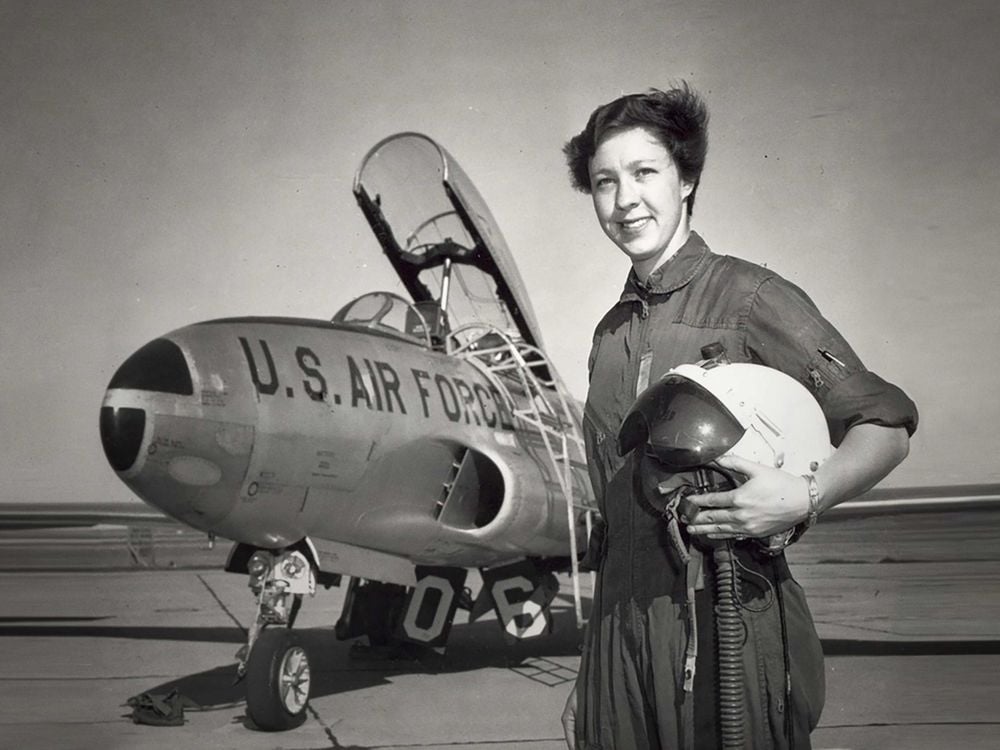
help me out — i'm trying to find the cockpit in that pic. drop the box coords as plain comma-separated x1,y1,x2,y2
331,292,449,349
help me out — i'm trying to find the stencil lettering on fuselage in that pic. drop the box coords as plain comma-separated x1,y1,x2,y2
237,337,516,430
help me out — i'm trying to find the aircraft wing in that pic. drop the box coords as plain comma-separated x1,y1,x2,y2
353,132,545,352
822,483,1000,520
0,502,174,530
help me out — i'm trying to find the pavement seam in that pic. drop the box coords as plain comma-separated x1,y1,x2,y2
305,704,343,747
197,573,247,633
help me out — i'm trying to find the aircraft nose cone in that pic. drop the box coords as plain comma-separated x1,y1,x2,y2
100,337,192,474
100,406,145,472
100,333,247,533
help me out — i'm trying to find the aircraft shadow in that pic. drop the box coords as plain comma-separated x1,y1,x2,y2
2,608,587,714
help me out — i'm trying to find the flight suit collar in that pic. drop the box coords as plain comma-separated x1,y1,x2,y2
618,231,712,305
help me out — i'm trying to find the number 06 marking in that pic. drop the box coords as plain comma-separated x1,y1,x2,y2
491,575,548,639
402,575,455,643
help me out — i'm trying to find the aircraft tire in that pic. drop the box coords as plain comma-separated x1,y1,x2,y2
245,628,311,731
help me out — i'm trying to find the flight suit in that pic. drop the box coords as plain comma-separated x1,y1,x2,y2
575,232,918,749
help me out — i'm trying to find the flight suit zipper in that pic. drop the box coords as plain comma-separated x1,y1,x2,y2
626,294,652,606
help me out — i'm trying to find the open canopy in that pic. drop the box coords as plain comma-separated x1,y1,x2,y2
353,132,544,352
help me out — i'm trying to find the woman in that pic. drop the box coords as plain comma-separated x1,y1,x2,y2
560,84,918,749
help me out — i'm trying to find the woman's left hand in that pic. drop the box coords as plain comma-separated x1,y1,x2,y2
683,454,809,539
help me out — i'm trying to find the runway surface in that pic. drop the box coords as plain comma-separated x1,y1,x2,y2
2,510,998,749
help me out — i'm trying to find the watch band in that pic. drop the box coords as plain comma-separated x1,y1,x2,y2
802,473,820,529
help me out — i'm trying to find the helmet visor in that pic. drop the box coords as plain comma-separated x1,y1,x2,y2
618,373,745,471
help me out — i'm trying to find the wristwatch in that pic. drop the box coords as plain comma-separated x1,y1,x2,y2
802,473,820,529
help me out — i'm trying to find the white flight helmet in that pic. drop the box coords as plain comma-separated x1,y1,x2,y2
619,353,833,477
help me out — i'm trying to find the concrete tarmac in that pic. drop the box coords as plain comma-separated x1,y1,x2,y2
2,510,999,749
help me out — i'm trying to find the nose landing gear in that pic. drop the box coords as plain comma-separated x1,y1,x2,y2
236,549,316,731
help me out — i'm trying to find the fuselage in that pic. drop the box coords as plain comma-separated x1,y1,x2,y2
100,316,592,568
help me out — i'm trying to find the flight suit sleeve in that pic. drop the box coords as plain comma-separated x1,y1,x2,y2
744,275,918,446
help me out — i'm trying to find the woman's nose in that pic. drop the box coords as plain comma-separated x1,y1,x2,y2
615,180,639,210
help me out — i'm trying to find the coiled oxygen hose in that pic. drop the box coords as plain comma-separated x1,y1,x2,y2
688,467,746,749
712,542,745,749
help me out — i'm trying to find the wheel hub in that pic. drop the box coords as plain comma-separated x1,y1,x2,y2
278,646,311,713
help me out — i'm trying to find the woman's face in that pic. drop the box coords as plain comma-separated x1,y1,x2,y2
588,126,693,277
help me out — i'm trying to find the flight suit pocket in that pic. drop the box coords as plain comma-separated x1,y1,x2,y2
785,581,826,732
579,516,607,572
749,575,825,749
582,408,617,508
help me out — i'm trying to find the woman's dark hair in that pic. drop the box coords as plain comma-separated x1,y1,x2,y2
563,82,709,215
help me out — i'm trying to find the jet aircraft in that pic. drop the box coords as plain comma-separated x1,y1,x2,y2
96,133,598,730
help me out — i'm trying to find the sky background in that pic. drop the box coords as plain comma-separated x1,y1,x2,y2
2,0,998,505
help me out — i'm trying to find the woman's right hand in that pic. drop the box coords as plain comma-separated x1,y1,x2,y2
561,684,577,749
